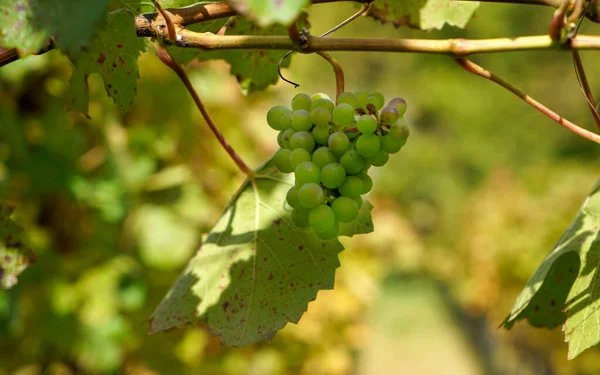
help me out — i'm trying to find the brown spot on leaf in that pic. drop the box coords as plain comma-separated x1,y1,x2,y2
97,54,106,65
222,301,229,312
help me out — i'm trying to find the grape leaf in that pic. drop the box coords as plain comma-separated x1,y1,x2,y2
69,9,147,115
229,0,309,27
199,14,308,94
367,0,479,30
502,180,600,359
0,202,35,289
0,0,108,55
149,163,373,346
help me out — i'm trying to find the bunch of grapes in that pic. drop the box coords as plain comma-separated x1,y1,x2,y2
267,91,409,240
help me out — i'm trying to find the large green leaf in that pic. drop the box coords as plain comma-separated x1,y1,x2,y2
0,0,108,55
199,15,308,94
69,9,147,114
367,0,479,30
502,180,600,359
229,0,309,27
149,163,373,346
0,202,35,289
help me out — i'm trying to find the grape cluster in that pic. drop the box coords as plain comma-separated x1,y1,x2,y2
268,91,409,240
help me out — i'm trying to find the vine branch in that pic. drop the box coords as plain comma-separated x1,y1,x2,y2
456,57,600,144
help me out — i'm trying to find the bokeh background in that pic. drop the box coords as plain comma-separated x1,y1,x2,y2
2,2,600,374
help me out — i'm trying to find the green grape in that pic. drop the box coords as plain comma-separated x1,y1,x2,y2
321,163,346,189
315,221,339,240
361,162,371,172
354,90,370,108
337,92,360,109
292,207,310,228
395,117,409,127
292,93,312,111
331,196,359,223
340,149,364,175
311,98,335,113
277,128,295,149
292,110,313,131
290,131,315,151
312,147,338,167
309,204,336,232
332,103,355,126
267,106,290,130
295,161,321,185
312,125,331,145
355,133,380,158
273,148,294,173
289,148,312,169
380,106,399,125
382,125,409,153
357,115,377,134
312,93,331,101
286,186,300,208
357,172,373,194
367,149,389,167
298,183,325,209
388,97,407,116
351,195,363,209
339,176,363,197
310,107,332,127
367,92,385,110
280,112,293,129
328,131,350,155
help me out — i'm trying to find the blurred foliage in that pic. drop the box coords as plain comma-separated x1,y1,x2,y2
2,2,600,374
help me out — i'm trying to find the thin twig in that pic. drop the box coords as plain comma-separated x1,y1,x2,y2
548,0,569,41
155,43,253,176
455,57,600,145
572,50,600,131
316,52,345,101
151,0,177,42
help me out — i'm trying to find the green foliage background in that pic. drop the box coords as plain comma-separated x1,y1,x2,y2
2,2,600,374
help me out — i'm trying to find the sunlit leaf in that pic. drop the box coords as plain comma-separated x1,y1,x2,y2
149,163,373,346
229,0,309,27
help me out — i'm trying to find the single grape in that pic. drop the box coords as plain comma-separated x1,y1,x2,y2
395,117,409,127
339,176,363,197
295,161,321,186
267,106,290,130
331,196,359,223
310,107,332,127
356,172,373,194
332,103,356,126
289,148,312,169
312,93,331,101
315,221,339,240
354,90,370,108
388,97,407,117
309,204,336,232
357,115,377,134
286,186,300,208
340,149,365,175
280,112,293,129
311,98,335,113
351,195,363,209
380,106,399,125
292,93,312,112
367,92,385,110
321,163,346,189
355,133,380,158
292,207,310,228
381,125,409,153
290,131,315,151
367,149,389,167
298,182,325,209
312,125,331,145
312,147,338,168
292,110,313,131
337,92,360,109
328,131,350,155
277,128,295,149
273,148,294,173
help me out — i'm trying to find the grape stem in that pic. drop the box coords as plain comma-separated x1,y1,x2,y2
455,57,600,145
154,43,254,177
316,52,345,102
